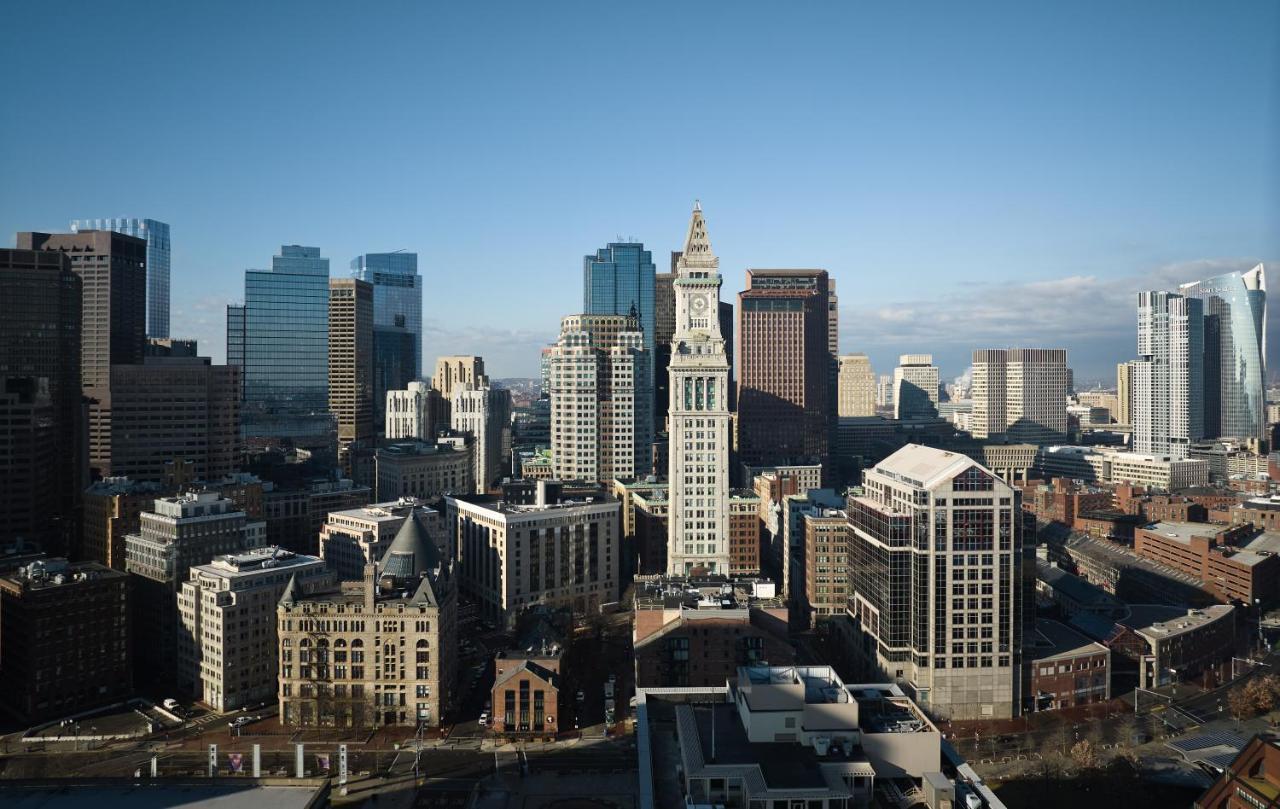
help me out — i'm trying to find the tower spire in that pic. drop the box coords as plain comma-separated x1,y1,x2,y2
677,201,718,274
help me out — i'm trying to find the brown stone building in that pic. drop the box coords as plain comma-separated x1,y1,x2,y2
1025,619,1110,712
0,558,130,723
633,577,791,688
1226,496,1280,532
82,477,164,569
729,489,763,577
1135,522,1280,606
329,278,374,469
1072,509,1145,542
1024,478,1113,525
803,511,849,623
736,269,832,479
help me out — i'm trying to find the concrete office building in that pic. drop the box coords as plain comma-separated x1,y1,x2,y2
320,498,440,581
666,203,733,575
105,357,240,482
451,383,511,494
0,248,82,553
1116,361,1134,426
970,349,1069,444
17,230,147,480
230,245,334,460
178,547,331,712
846,444,1024,719
71,218,170,338
737,269,832,476
838,353,877,417
1133,290,1203,460
432,355,485,402
547,313,652,483
375,440,473,501
0,558,130,724
125,492,266,687
386,381,441,441
447,485,620,626
329,278,375,464
82,477,163,570
893,355,940,420
261,477,370,556
277,515,457,728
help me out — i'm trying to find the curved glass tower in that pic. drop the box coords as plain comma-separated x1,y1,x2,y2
1180,264,1267,443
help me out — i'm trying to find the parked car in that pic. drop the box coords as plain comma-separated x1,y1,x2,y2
478,711,489,727
162,698,180,711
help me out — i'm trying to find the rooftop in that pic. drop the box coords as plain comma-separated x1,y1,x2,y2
633,574,783,610
326,497,429,522
1122,604,1234,639
1028,619,1108,662
3,558,125,590
196,547,320,577
1035,560,1123,610
873,444,976,489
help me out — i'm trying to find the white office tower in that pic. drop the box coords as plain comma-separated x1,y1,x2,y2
1133,291,1203,460
893,354,940,420
848,444,1024,719
451,382,512,494
666,202,732,575
548,313,652,483
970,349,1069,443
386,380,438,440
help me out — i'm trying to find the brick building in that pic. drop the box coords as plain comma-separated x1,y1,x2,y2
803,510,849,623
1194,736,1280,809
1026,619,1110,712
1135,522,1280,606
1024,478,1113,525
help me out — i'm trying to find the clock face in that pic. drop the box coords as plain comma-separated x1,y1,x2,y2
690,294,708,314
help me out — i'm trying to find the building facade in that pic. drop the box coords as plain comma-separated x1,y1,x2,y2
277,514,457,728
547,313,652,483
583,242,656,431
0,248,82,553
666,203,733,575
178,547,331,712
320,498,439,581
386,381,440,441
846,444,1024,719
970,348,1069,444
0,558,130,724
451,384,511,494
351,251,422,379
447,488,620,626
233,245,334,459
329,278,375,461
1133,290,1204,460
71,218,170,338
375,441,473,501
82,477,163,569
893,355,940,420
737,269,832,476
838,353,877,418
432,356,485,402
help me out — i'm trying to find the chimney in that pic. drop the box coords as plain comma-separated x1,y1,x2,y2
363,562,377,610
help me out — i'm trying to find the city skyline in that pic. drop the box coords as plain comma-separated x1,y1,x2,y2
2,2,1276,380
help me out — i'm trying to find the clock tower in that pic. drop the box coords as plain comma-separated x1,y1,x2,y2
666,202,732,575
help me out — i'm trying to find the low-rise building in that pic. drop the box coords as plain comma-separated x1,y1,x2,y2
632,576,791,688
0,558,130,723
1072,509,1145,542
1025,619,1110,711
319,498,441,581
1062,532,1217,606
1023,478,1113,526
490,615,565,737
178,547,332,711
1226,495,1280,533
1102,604,1236,689
446,483,620,626
1034,559,1126,620
1034,446,1210,490
1194,735,1280,809
277,514,457,728
1135,521,1280,606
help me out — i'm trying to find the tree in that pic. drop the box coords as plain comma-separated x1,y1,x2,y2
1229,684,1255,720
1070,739,1099,770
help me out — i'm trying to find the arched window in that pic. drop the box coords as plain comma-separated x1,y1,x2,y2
334,639,347,648
299,638,311,648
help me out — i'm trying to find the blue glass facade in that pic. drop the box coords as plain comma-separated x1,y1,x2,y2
351,251,422,377
584,242,656,431
72,217,171,338
1180,266,1267,442
239,246,334,454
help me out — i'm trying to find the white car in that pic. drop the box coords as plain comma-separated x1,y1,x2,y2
478,712,489,727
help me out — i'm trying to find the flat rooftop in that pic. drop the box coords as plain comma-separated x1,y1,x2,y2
1228,532,1280,567
1028,619,1107,662
326,499,425,522
1142,521,1219,544
0,782,325,809
1122,604,1234,639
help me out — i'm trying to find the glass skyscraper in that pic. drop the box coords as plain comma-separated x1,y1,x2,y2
71,217,171,338
352,252,422,434
584,242,656,432
231,245,334,456
1179,264,1267,443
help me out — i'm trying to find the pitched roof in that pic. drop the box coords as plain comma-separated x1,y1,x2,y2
376,513,441,580
495,659,558,690
874,444,976,489
278,573,302,607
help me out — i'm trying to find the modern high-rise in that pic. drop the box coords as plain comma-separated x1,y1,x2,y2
1133,291,1204,459
666,203,732,575
386,381,441,440
451,383,511,493
352,252,421,432
893,354,940,420
125,492,267,687
970,349,1069,444
584,243,656,426
105,356,241,482
71,218,171,338
837,354,876,418
737,269,832,476
329,278,375,461
547,313,652,483
232,245,333,459
1116,361,1134,426
847,444,1024,719
17,230,147,478
1179,265,1267,443
0,248,82,552
277,514,457,729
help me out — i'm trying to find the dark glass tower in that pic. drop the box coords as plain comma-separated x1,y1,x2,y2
584,242,656,436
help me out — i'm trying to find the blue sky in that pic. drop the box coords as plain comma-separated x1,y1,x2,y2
2,1,1277,383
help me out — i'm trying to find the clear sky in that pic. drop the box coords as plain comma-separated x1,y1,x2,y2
3,0,1277,383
